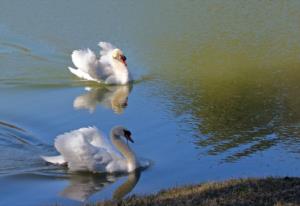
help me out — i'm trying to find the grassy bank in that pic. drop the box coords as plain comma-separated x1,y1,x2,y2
96,177,300,206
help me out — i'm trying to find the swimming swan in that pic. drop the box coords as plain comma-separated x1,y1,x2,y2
68,42,131,85
42,126,149,173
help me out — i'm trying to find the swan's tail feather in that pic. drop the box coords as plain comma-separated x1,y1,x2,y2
68,67,100,82
41,155,66,165
68,66,81,78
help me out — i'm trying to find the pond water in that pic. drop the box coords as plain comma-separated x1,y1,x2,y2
1,1,300,205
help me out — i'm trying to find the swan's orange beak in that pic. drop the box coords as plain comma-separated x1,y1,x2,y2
121,55,127,66
124,129,134,143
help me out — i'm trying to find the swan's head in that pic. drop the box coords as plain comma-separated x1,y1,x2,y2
111,49,127,66
112,126,134,143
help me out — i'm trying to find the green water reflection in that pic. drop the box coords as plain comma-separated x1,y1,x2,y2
158,44,300,161
147,1,300,161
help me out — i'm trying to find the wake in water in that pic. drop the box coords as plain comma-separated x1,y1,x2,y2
0,120,55,176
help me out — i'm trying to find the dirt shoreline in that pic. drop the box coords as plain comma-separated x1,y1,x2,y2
95,177,300,206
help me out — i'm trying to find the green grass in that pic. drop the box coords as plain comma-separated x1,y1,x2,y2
96,177,300,206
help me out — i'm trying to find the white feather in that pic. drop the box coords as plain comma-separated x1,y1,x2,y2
71,49,98,73
41,155,66,165
68,67,100,82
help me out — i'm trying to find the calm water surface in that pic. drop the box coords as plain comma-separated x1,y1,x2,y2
1,1,300,205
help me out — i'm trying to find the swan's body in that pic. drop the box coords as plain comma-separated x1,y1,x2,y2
68,42,131,85
42,126,148,173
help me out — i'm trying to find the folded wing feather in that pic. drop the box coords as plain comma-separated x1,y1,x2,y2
54,127,115,171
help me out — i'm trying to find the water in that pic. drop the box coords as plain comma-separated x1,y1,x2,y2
1,1,300,205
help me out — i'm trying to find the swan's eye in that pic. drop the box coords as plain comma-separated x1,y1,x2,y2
121,55,127,61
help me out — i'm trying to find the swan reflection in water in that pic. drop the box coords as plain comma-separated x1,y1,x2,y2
61,170,141,202
73,85,132,114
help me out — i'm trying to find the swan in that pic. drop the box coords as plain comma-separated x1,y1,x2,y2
68,42,132,85
41,126,149,173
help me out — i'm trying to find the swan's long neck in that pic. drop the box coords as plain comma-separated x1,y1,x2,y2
111,59,131,84
110,130,137,172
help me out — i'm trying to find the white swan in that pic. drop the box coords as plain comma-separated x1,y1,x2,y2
68,42,132,85
42,126,149,173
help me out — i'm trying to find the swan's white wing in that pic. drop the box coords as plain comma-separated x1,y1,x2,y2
54,127,119,172
98,42,116,77
78,127,120,155
70,49,112,82
71,49,98,75
98,42,116,56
